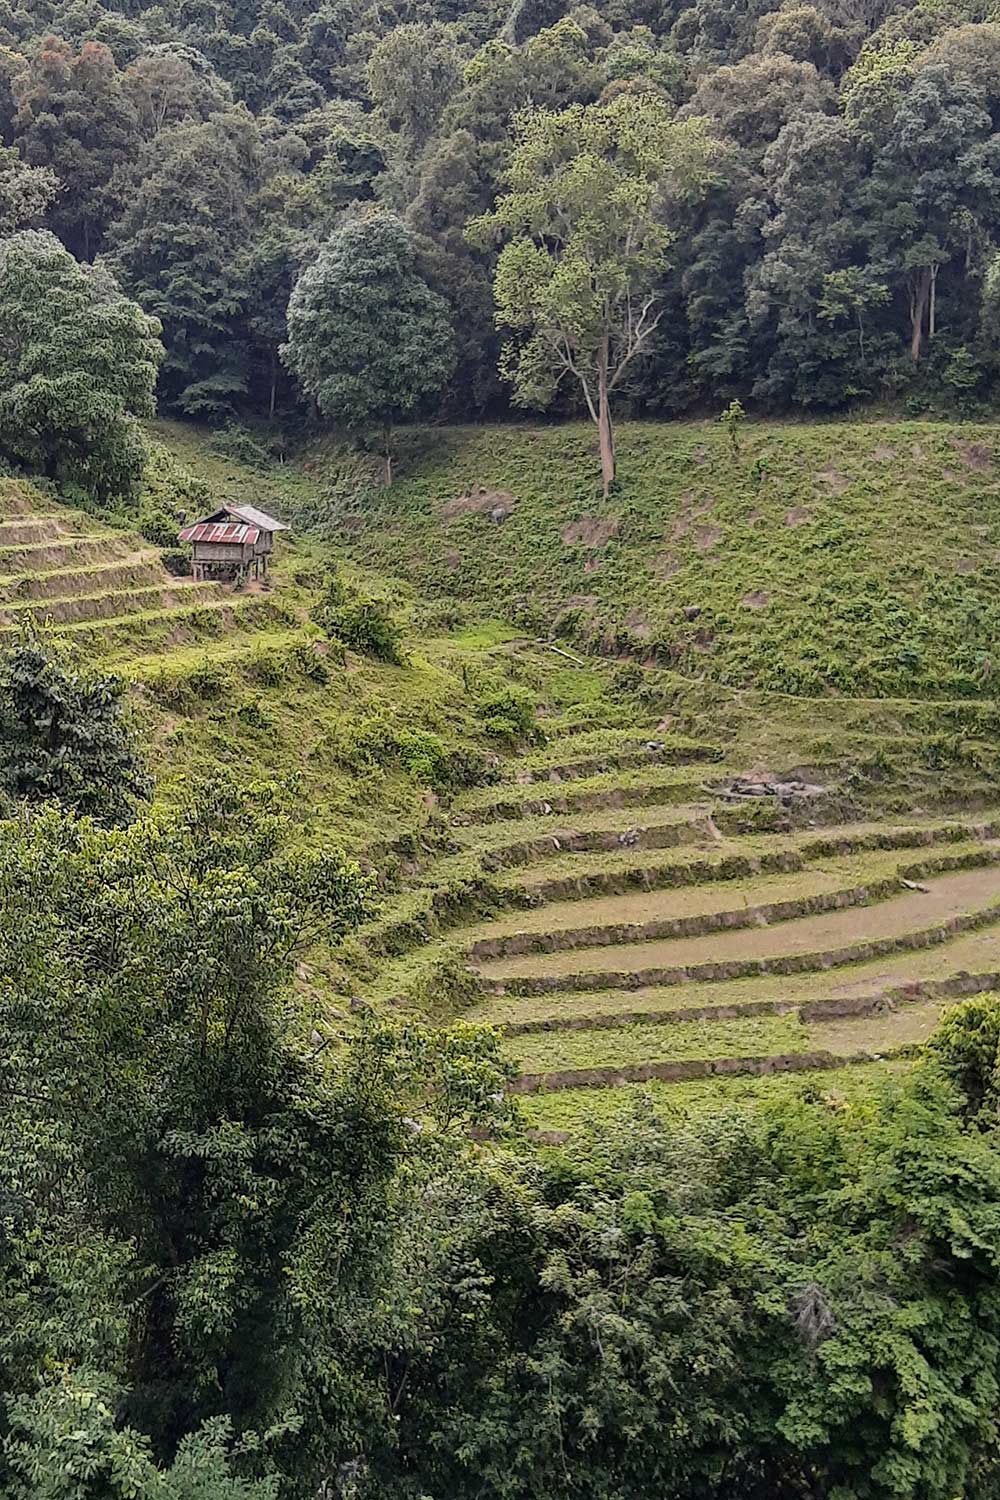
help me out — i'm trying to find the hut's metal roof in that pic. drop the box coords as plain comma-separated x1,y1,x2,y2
223,503,289,533
178,520,260,545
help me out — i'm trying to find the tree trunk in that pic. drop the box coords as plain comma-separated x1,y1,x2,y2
383,418,393,486
597,340,615,498
929,263,938,341
910,267,932,362
269,353,277,420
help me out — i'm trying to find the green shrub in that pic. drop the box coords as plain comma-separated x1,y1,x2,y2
160,548,190,577
236,693,273,728
475,684,538,743
247,648,287,688
330,597,405,663
137,506,178,547
209,422,272,468
185,658,230,699
290,639,332,683
313,569,405,664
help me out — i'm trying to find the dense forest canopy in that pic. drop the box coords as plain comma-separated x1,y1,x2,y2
5,0,1000,432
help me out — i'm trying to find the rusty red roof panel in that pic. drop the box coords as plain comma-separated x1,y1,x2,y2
178,521,260,545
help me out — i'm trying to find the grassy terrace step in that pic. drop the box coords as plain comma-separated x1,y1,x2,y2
502,964,1000,1040
354,812,964,965
470,921,1000,1027
462,844,1000,961
495,817,1000,906
0,516,77,544
476,864,1000,994
0,554,165,604
0,535,138,574
520,1059,909,1131
509,998,948,1095
526,723,667,758
451,762,743,826
495,738,723,785
125,627,309,682
0,579,224,627
49,593,295,656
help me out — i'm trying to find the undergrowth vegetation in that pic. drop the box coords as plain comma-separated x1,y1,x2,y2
306,418,1000,699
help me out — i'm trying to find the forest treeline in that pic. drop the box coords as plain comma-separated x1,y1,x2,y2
5,0,1000,432
5,631,1000,1498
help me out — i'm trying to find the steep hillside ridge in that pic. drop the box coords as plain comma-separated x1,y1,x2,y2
311,419,1000,699
75,421,1000,1127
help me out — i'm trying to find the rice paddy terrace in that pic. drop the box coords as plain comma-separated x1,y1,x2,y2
11,418,1000,1133
359,711,1000,1130
0,479,293,658
312,416,1000,1129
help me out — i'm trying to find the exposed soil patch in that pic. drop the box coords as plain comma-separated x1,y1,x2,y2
911,442,925,461
670,493,716,542
784,507,811,528
562,515,620,548
655,552,682,578
693,524,721,553
956,440,993,473
741,590,770,609
872,443,896,462
816,468,849,496
956,558,977,575
624,607,652,640
442,487,516,519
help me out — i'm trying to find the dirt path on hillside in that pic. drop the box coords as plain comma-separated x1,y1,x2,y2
476,864,1000,982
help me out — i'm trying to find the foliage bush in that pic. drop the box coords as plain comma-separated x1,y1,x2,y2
475,683,539,743
138,506,180,546
209,422,273,469
160,546,191,577
0,625,150,823
313,568,406,664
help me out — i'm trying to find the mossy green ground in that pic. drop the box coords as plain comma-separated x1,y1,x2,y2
305,418,1000,700
14,415,1000,1133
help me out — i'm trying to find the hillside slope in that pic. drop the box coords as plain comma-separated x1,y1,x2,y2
18,417,1000,1131
311,418,1000,699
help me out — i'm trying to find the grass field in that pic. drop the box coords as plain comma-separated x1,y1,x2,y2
10,413,1000,1133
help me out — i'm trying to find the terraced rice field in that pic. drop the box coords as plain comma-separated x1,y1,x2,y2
363,719,1000,1129
0,482,291,659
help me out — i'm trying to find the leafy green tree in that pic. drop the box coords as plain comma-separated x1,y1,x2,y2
471,92,716,494
282,211,455,483
0,143,57,233
856,64,1000,362
123,44,233,140
12,36,139,259
367,22,463,153
104,110,259,419
680,51,837,152
0,626,151,824
0,783,515,1496
0,230,162,501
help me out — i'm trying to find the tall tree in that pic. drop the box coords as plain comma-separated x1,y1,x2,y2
0,230,162,500
367,22,463,154
0,627,150,825
104,109,259,418
471,93,716,494
282,211,455,483
0,143,57,233
854,63,1000,362
12,36,138,259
